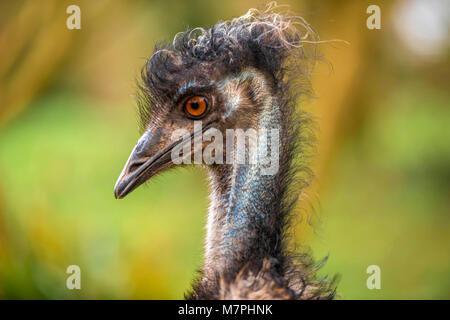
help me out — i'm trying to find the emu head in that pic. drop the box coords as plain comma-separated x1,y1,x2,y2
114,8,314,199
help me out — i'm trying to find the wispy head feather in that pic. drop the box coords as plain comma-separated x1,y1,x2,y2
137,2,319,131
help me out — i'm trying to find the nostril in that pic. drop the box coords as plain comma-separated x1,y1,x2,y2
129,158,148,173
128,163,140,173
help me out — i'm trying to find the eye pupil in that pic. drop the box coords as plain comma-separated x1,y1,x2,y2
190,102,199,110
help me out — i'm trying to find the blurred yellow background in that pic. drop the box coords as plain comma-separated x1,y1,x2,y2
0,0,448,299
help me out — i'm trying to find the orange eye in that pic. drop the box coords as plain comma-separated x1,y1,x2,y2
184,96,208,118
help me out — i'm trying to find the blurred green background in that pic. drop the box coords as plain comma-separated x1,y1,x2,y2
0,0,448,299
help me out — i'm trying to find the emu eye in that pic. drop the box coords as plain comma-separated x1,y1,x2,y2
184,96,208,119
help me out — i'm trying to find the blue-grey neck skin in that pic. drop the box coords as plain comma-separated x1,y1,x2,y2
204,70,282,277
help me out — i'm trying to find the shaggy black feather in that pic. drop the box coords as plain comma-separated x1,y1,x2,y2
138,5,315,127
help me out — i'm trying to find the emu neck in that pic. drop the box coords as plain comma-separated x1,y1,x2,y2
204,98,283,278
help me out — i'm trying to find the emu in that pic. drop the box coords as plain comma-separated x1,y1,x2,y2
114,5,335,299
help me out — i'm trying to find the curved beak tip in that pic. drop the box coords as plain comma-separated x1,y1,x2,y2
114,178,128,199
114,185,122,199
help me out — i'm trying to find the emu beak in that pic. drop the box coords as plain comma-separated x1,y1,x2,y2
114,127,173,199
114,122,213,199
